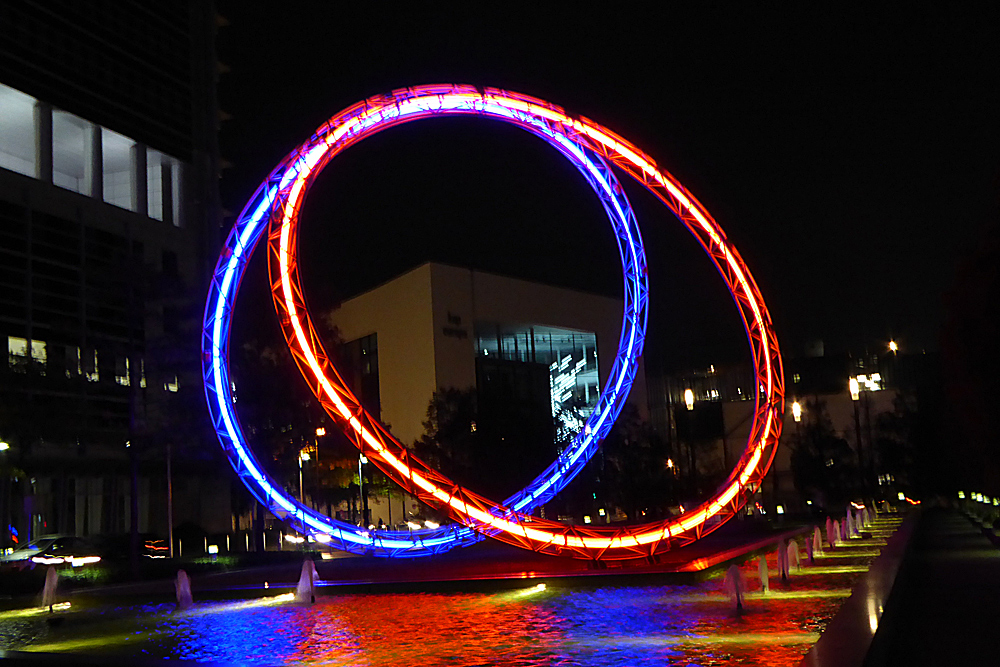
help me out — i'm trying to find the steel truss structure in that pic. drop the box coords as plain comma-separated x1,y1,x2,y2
202,85,784,561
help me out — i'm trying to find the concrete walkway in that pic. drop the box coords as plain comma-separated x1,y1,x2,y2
860,507,1000,666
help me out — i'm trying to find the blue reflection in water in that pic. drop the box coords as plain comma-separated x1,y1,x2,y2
157,573,848,666
5,553,868,666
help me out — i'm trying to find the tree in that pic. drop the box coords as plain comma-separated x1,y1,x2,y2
601,405,676,521
790,397,859,507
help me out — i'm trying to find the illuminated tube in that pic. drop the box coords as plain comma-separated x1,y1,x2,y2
203,85,784,560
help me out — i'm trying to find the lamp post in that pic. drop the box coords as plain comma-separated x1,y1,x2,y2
791,400,803,443
849,377,864,491
298,449,310,506
358,454,369,527
0,441,9,552
313,427,325,512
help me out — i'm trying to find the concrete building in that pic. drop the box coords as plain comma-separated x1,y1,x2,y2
0,2,224,547
325,262,648,526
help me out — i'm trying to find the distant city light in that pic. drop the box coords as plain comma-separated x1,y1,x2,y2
208,545,219,554
776,505,784,515
315,427,326,437
666,458,674,469
849,378,860,401
0,441,8,451
897,492,905,501
792,401,802,423
424,520,439,529
684,388,695,411
299,450,310,462
583,515,592,524
889,340,898,353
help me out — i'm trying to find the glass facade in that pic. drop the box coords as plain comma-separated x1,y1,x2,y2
0,81,183,226
52,109,91,194
476,324,599,440
0,83,35,177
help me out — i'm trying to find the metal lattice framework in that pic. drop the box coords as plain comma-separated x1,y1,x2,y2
202,85,784,561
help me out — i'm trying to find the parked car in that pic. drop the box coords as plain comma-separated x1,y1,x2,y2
0,535,102,570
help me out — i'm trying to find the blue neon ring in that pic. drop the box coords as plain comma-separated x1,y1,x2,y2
202,87,648,557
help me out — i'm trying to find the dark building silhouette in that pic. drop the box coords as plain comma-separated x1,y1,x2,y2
0,1,224,549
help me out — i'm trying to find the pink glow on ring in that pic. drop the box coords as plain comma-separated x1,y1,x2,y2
271,87,783,558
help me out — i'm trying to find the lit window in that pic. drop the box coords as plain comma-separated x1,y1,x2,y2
792,373,801,383
115,356,130,387
146,148,164,220
145,149,183,225
84,349,99,383
164,375,179,392
102,128,135,211
0,83,37,177
52,110,92,195
8,336,28,373
65,345,82,378
30,339,46,375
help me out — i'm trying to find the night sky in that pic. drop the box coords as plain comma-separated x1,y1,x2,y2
217,4,997,372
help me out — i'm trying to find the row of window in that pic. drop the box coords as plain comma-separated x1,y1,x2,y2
7,335,177,392
0,82,183,226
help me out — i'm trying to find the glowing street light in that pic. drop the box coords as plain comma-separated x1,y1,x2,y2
298,449,310,506
888,340,898,354
684,388,695,411
792,401,802,423
315,427,326,437
849,378,860,402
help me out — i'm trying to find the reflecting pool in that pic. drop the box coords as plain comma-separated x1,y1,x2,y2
1,518,902,666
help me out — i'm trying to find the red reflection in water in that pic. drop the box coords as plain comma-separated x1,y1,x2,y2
292,592,568,665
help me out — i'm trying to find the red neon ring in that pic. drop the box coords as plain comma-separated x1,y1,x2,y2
269,86,784,560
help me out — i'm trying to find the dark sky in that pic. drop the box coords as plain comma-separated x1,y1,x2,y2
217,4,997,371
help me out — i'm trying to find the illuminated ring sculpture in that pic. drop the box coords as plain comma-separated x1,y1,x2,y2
203,85,784,561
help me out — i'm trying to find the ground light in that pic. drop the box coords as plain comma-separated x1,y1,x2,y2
202,85,784,560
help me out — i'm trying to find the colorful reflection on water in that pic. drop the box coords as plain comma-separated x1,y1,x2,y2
2,520,902,666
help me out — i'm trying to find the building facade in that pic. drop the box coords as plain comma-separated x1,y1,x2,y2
0,1,225,548
325,262,649,526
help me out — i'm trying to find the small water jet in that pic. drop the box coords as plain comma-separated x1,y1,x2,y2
812,527,823,557
175,570,193,611
758,555,769,594
296,559,318,604
788,540,801,571
777,539,789,582
723,563,746,613
41,567,59,612
825,517,835,547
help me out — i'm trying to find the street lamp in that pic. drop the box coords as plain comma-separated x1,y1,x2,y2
791,401,802,423
684,388,695,411
849,377,864,489
298,449,310,506
358,454,369,526
888,340,898,354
